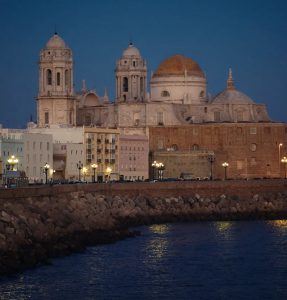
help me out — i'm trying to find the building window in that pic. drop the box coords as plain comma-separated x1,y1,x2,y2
47,142,50,151
237,161,243,170
161,90,170,97
44,112,49,124
250,127,257,135
204,107,207,113
157,112,164,125
172,144,178,151
57,72,61,86
133,61,136,67
47,69,52,85
199,91,205,98
123,77,128,92
214,111,221,122
192,144,199,150
250,157,257,166
250,143,257,151
237,127,243,135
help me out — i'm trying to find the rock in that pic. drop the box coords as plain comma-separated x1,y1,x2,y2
195,194,201,200
0,211,11,223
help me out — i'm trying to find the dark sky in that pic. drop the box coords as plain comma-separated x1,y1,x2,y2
0,0,287,128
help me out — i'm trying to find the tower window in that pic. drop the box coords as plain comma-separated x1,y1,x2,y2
44,112,49,124
161,90,170,97
199,91,205,98
47,69,52,85
133,61,136,67
57,72,61,86
123,77,128,92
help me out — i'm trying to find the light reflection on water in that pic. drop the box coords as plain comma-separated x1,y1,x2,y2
1,220,287,300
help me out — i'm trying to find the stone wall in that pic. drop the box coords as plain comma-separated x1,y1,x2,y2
0,179,287,275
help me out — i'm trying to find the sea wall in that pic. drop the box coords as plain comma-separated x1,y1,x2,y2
0,179,287,275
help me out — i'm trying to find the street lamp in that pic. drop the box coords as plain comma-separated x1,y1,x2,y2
151,160,157,180
43,162,50,184
281,157,287,179
91,163,98,183
208,155,215,180
77,161,83,181
157,162,165,180
279,143,283,176
222,162,229,180
7,155,19,171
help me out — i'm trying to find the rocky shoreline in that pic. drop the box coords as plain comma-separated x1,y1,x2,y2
1,181,287,276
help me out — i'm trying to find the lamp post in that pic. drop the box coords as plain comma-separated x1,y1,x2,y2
77,161,83,181
157,162,165,180
91,163,98,183
279,143,283,176
222,162,229,180
281,157,287,179
7,155,19,171
44,162,50,184
208,155,215,180
151,160,157,180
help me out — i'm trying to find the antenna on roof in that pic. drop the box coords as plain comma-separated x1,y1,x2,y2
54,25,58,35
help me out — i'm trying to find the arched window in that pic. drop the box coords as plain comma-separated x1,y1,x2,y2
171,144,178,151
199,91,205,98
250,143,257,152
123,77,128,92
161,90,170,97
192,144,199,150
57,72,61,86
47,69,52,85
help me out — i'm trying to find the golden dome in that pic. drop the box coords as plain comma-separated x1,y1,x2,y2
153,54,204,77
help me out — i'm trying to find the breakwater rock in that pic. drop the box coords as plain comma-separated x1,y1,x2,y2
0,179,287,275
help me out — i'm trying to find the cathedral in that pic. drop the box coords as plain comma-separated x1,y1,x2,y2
35,33,287,180
37,33,270,133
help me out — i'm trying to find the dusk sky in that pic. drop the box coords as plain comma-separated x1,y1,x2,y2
0,0,287,128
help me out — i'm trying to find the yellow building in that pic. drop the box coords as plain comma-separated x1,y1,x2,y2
84,127,120,182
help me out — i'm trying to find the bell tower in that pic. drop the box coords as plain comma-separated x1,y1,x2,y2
37,33,76,127
115,42,147,102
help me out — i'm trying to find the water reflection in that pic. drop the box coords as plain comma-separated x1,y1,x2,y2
268,220,287,232
144,224,169,264
214,221,233,239
149,224,170,234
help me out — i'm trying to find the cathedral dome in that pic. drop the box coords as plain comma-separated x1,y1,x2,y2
122,42,141,57
212,69,254,105
153,54,204,77
212,89,254,105
46,33,67,49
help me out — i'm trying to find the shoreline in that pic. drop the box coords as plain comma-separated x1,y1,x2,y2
0,179,287,276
